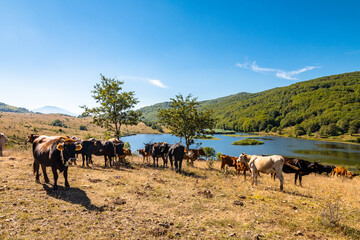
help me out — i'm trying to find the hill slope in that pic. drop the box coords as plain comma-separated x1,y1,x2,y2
0,102,30,113
140,72,360,136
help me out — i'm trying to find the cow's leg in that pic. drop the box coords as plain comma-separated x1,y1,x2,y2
82,153,85,167
299,175,303,186
295,173,299,185
34,161,40,183
169,155,174,170
243,170,246,181
41,164,50,183
51,166,58,190
63,167,70,189
251,169,256,186
0,146,2,156
178,158,183,174
275,169,284,191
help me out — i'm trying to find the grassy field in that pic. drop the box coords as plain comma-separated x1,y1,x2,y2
1,149,359,239
0,112,160,149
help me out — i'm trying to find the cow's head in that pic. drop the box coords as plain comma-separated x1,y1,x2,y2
310,161,325,174
56,140,82,166
27,134,39,143
237,153,249,163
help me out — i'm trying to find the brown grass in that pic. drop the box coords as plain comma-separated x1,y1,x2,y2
1,149,359,239
0,112,159,149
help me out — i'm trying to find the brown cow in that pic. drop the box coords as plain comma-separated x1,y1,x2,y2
332,166,348,177
183,148,205,166
220,154,237,171
118,148,132,161
138,149,150,164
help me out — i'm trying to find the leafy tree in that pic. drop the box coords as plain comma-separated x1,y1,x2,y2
157,94,215,149
124,141,131,149
203,146,216,160
81,74,142,139
349,120,360,135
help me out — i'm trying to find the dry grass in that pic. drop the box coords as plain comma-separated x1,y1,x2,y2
1,149,359,239
0,112,159,149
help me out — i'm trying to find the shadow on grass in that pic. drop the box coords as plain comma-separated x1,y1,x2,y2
43,184,106,212
180,169,207,179
282,190,313,198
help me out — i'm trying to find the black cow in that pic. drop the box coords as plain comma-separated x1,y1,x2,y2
312,162,335,175
167,143,185,173
149,142,169,167
93,139,124,167
282,158,318,186
32,136,82,190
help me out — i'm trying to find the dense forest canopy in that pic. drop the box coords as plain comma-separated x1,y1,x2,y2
140,71,360,136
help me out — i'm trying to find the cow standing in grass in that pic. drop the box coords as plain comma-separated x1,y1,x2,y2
32,136,82,190
238,153,285,191
168,143,185,173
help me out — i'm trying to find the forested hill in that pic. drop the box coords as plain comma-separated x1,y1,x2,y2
0,102,30,113
140,71,360,136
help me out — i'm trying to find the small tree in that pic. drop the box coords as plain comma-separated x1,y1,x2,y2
203,147,216,160
157,94,215,149
81,74,142,139
124,141,131,149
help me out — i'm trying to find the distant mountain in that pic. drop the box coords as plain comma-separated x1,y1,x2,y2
0,102,30,113
32,106,77,116
140,71,360,135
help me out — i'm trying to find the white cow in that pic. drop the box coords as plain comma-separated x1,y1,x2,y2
238,153,285,191
0,133,8,156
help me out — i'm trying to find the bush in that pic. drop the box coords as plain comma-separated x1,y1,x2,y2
294,125,305,136
216,152,223,161
51,119,66,128
79,125,87,131
124,141,131,149
232,139,264,145
203,147,216,160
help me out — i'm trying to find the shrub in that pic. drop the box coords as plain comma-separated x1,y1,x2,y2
124,141,131,149
51,119,66,128
79,125,87,131
203,147,216,160
232,139,264,145
216,152,223,161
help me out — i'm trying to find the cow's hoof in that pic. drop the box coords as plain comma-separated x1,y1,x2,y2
36,179,41,184
45,180,50,184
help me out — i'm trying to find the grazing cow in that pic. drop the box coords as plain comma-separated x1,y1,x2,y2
332,166,348,177
138,149,150,164
167,143,185,173
280,158,318,186
347,171,359,179
32,136,82,190
0,133,8,157
238,153,285,191
149,142,169,167
220,154,237,171
236,160,250,180
183,148,205,166
321,165,336,175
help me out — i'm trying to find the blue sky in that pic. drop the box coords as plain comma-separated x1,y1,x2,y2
1,0,359,114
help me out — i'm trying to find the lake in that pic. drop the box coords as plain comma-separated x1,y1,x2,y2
121,133,360,168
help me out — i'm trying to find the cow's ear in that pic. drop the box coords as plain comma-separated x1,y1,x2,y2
57,143,64,151
75,144,82,151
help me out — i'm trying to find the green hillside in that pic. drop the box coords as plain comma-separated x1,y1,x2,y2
0,102,30,113
140,71,360,137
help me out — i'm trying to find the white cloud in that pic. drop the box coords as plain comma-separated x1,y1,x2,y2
118,76,168,88
148,79,167,88
236,61,319,80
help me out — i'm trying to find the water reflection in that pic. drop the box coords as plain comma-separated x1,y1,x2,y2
121,133,360,168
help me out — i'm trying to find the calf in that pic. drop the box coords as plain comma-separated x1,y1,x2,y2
138,149,150,164
332,166,348,177
183,148,205,166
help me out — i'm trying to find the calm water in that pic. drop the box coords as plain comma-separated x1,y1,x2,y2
121,133,360,168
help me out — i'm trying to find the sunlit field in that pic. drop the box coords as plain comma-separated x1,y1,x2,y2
1,148,359,239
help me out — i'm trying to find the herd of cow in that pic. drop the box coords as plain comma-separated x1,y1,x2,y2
0,132,358,191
